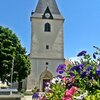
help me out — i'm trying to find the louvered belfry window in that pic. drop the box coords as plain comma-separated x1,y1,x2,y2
44,23,51,32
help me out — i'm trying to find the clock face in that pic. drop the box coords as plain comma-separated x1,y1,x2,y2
45,13,50,18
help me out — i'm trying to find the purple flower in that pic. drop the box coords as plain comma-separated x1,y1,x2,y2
66,82,72,88
98,65,100,70
96,70,100,77
96,65,100,77
45,82,50,87
70,64,84,73
86,66,92,71
70,66,77,71
70,72,75,76
32,92,39,99
56,75,63,78
81,72,87,78
92,76,94,81
77,50,87,57
56,64,66,74
78,64,84,70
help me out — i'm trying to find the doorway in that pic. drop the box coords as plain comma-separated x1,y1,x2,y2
39,69,53,92
43,79,50,92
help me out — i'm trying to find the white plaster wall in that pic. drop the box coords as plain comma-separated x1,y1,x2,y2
30,18,64,59
27,58,64,90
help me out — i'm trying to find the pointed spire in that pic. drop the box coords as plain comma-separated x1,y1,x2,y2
31,0,64,19
35,0,60,15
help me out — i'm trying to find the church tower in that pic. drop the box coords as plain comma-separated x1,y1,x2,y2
27,0,65,91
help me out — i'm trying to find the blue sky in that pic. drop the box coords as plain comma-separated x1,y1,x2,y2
0,0,100,58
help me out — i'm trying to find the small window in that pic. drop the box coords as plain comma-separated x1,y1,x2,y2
45,62,48,65
44,23,51,32
46,45,49,49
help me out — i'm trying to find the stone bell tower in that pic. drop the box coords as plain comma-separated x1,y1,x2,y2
27,0,65,91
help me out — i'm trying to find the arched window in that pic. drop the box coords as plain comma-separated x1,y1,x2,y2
44,23,51,32
46,45,49,50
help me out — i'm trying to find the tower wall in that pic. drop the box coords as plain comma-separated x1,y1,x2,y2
30,18,64,59
27,58,64,91
26,0,65,91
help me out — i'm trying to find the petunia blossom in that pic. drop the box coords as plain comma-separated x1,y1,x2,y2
56,64,66,74
81,72,87,78
86,66,92,71
74,90,88,100
45,82,50,87
77,50,87,57
57,74,63,78
66,82,72,89
62,76,68,82
32,92,39,99
96,65,100,77
70,64,84,73
62,86,78,100
50,77,62,84
96,70,100,77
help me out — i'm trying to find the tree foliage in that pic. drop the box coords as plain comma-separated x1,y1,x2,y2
0,26,31,90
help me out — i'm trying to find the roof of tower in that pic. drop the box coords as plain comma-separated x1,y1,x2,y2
35,0,60,14
31,0,64,19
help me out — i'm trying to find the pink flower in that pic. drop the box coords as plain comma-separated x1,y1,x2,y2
62,97,71,100
39,95,47,100
69,76,75,83
62,86,78,100
68,86,77,95
62,77,68,82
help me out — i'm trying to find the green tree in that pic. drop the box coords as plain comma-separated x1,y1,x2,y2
0,26,31,91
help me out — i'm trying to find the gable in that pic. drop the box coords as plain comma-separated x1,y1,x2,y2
42,7,53,19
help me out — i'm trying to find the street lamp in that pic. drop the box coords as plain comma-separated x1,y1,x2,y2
10,56,14,95
10,56,14,93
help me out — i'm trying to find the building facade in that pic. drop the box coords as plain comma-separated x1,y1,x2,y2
26,0,65,91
